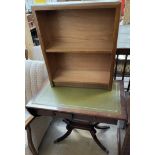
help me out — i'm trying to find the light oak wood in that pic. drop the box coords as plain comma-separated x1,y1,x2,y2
47,53,112,88
53,70,110,88
40,9,115,52
109,3,121,89
32,1,121,11
32,1,121,89
32,11,54,85
53,53,112,70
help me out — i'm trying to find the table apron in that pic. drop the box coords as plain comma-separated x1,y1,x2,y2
27,108,119,125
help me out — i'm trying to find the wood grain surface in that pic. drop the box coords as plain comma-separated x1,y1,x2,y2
32,1,121,89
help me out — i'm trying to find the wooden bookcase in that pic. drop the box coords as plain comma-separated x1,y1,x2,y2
32,1,121,90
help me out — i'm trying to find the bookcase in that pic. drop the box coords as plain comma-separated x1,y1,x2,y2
32,1,121,90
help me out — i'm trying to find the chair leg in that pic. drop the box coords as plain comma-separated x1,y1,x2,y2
54,126,73,143
90,129,109,154
26,125,38,155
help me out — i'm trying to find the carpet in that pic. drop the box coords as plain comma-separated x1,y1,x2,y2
39,118,120,155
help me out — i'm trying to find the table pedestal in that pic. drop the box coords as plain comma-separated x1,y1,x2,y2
54,119,110,154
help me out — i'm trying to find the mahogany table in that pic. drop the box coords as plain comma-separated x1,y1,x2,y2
26,80,127,154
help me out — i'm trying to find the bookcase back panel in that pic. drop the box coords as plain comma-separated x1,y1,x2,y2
54,53,112,71
36,8,116,52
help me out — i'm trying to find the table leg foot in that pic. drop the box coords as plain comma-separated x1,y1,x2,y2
55,120,109,154
54,127,72,143
90,129,109,154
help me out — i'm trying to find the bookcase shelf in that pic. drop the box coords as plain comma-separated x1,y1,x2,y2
53,70,110,88
46,44,113,53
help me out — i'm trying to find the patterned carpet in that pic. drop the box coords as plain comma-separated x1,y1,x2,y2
39,118,121,155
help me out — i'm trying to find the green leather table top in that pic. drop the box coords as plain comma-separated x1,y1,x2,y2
30,81,121,114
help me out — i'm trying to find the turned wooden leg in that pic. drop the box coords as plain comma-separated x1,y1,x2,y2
26,125,38,155
90,129,109,154
54,125,73,143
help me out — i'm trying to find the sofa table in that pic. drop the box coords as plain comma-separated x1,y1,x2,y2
26,80,127,154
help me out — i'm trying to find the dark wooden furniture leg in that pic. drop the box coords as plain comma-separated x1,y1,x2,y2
90,129,109,154
54,125,73,143
26,125,38,155
54,119,109,154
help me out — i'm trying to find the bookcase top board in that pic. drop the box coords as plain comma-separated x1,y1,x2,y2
32,1,121,10
32,1,121,53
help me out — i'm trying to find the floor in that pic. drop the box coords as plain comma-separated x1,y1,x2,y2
39,118,122,155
